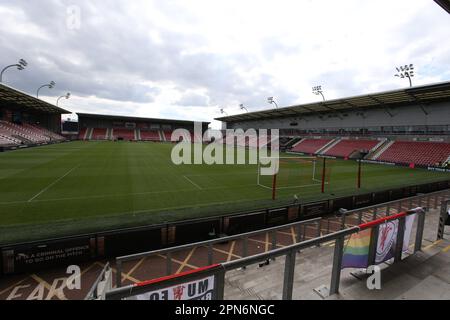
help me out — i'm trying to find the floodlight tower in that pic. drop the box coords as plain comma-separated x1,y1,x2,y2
394,64,415,87
240,104,248,113
37,81,56,98
0,59,28,83
57,92,71,106
220,108,228,116
267,97,278,109
312,86,326,101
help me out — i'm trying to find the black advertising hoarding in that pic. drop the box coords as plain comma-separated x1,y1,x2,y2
2,237,95,275
354,193,374,208
266,208,288,226
302,201,329,218
226,212,266,235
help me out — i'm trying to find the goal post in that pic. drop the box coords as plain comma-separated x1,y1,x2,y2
258,156,333,199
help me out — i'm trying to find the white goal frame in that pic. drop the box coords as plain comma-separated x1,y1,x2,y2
257,156,325,190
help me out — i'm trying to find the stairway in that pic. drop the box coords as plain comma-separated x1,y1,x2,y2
317,138,341,155
372,140,394,160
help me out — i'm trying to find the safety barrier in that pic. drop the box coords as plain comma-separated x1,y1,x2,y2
85,263,112,300
438,199,450,240
104,207,427,300
87,188,450,299
114,217,323,288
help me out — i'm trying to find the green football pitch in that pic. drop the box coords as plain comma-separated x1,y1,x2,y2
0,141,449,244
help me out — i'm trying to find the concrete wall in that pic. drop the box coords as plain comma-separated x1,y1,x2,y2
225,101,450,133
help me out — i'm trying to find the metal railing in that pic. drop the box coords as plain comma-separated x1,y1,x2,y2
89,188,450,300
85,263,112,300
115,217,322,287
104,207,429,300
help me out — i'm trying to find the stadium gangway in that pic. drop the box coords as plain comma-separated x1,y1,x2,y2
103,207,430,300
114,217,323,288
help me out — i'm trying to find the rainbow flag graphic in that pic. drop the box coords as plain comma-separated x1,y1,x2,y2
341,228,372,269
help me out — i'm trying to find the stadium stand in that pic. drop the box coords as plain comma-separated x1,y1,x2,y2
322,139,379,158
163,130,173,142
0,121,65,145
140,129,161,141
112,128,135,140
91,128,108,140
291,138,332,154
78,128,88,140
375,141,450,167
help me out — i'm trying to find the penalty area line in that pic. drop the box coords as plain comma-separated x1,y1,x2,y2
183,175,203,190
27,165,80,203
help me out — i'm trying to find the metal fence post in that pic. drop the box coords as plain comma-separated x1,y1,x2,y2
367,225,379,266
282,251,297,300
358,211,363,225
208,244,214,266
215,268,226,300
414,210,426,253
271,231,277,260
316,221,322,247
386,204,390,216
166,252,173,276
116,260,122,288
296,225,302,243
243,237,248,258
373,207,378,220
272,231,277,250
394,217,406,263
329,236,345,295
437,200,449,241
341,213,346,230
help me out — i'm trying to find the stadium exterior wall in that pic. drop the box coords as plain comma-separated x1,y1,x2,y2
225,101,450,133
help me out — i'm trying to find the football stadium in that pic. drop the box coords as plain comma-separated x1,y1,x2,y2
0,0,449,305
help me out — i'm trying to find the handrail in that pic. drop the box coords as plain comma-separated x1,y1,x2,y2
221,227,358,271
116,217,321,263
84,262,110,300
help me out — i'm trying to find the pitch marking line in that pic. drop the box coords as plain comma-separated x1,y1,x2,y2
0,278,27,296
95,262,141,285
123,257,147,283
175,247,197,274
227,241,237,262
28,164,80,202
183,175,202,190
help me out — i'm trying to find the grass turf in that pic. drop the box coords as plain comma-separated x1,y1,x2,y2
0,141,448,244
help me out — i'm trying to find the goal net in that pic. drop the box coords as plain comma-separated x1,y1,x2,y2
257,156,320,189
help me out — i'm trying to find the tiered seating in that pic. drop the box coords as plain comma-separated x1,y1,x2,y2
79,128,88,140
91,128,107,140
377,141,450,167
24,124,65,141
140,130,161,141
0,134,21,145
113,128,135,140
323,139,379,158
0,121,65,145
0,121,49,143
164,130,174,142
291,139,332,154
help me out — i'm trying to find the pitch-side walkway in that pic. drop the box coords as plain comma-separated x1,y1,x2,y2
223,208,449,300
0,199,448,300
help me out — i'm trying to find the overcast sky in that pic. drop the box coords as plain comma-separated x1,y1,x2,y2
1,0,449,128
